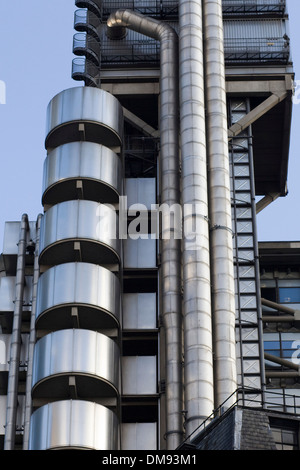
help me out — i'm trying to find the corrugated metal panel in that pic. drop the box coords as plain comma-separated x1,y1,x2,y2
257,0,284,5
223,19,286,39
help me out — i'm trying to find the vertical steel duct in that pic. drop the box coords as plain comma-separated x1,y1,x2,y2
203,0,237,407
178,0,214,437
107,11,183,449
23,214,42,450
4,214,29,450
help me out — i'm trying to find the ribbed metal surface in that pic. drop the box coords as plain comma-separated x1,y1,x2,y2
39,200,120,266
31,329,120,399
45,87,123,150
179,0,214,437
223,18,286,39
4,214,29,450
107,10,183,450
35,262,120,331
29,400,119,450
23,215,42,450
42,142,122,206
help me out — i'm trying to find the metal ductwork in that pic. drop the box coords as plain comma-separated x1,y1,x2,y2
23,214,42,450
178,0,214,437
4,214,29,450
203,0,237,408
107,1,237,443
107,10,183,450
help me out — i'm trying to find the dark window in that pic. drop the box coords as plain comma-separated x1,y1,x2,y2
271,427,299,450
261,287,276,302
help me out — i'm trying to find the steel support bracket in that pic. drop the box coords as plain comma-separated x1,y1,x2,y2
228,91,288,140
256,193,281,214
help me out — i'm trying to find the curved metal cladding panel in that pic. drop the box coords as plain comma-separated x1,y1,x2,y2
39,200,120,266
42,142,122,206
45,87,123,150
35,262,120,331
31,329,120,399
29,400,119,450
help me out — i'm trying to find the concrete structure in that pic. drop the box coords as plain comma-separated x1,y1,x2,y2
0,0,299,450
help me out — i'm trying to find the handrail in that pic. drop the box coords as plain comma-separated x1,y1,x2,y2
101,36,289,66
222,0,286,14
180,386,300,446
72,57,100,87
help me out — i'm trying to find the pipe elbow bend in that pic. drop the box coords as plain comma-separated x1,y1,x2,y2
106,10,128,40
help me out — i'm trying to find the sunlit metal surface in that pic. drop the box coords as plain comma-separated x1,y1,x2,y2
29,400,119,450
45,86,123,150
178,0,214,436
35,262,120,331
39,200,120,266
123,293,157,329
122,356,157,395
122,423,157,450
42,142,122,206
31,329,120,399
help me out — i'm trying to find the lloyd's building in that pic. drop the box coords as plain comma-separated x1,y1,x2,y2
1,0,299,451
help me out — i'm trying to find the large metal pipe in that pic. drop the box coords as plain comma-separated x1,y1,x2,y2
4,214,29,450
264,352,299,371
262,297,299,315
178,0,214,437
23,214,42,450
203,0,237,407
107,11,183,449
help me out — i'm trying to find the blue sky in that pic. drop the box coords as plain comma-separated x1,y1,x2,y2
0,0,299,250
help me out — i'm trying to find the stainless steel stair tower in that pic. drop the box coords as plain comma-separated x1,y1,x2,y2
27,84,124,448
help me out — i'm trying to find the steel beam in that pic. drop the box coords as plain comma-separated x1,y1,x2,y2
256,193,281,213
228,91,288,140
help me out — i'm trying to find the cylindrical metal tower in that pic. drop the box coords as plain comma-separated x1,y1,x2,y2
28,85,124,450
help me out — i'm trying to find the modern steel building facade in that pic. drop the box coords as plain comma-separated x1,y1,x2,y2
0,0,299,450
